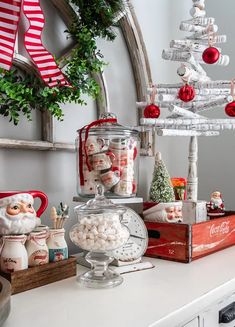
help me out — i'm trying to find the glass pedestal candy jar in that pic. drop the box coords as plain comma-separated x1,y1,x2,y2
76,112,139,198
70,185,129,288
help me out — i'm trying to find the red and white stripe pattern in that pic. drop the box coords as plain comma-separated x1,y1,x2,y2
0,0,21,70
23,0,69,87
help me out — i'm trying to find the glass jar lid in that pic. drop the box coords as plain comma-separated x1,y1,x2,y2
77,113,139,137
74,185,127,215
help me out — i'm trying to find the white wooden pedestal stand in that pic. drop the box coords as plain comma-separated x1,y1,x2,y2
183,136,207,224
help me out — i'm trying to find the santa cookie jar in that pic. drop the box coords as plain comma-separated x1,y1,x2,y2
0,190,48,235
143,202,183,223
207,191,225,218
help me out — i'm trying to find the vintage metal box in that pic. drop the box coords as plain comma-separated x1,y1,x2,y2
144,212,235,263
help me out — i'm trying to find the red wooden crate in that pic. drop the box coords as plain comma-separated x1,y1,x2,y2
144,211,235,263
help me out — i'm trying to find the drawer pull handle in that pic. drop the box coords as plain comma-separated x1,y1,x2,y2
219,302,235,323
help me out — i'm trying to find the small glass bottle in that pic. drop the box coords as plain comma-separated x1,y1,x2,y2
26,231,49,266
47,229,68,262
70,185,129,288
0,235,28,273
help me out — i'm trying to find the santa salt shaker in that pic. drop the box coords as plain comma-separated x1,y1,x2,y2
207,191,225,218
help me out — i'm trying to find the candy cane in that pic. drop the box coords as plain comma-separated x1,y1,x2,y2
0,0,21,70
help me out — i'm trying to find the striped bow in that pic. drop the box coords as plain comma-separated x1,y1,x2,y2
0,0,69,87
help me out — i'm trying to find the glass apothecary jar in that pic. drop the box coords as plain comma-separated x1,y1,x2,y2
70,185,129,288
76,113,139,198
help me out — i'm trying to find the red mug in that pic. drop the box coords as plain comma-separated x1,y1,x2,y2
0,190,48,235
0,190,48,217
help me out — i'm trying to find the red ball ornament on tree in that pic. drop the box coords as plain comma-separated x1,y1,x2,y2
202,47,220,64
178,84,195,102
144,104,160,118
225,101,235,117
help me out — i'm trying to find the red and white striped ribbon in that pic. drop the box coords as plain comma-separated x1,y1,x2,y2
0,0,21,70
0,0,69,87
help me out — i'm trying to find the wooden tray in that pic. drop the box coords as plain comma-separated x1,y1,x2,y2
0,257,77,294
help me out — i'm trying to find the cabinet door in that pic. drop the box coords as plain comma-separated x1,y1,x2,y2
183,317,199,327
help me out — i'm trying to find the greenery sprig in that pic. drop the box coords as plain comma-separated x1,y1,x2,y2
0,0,125,125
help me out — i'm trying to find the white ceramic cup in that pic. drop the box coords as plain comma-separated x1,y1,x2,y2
81,170,101,195
120,165,134,181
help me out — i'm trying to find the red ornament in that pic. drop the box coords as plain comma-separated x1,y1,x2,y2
178,84,195,102
202,47,220,64
144,104,160,118
225,101,235,117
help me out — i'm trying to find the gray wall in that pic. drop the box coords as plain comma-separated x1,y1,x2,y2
198,0,235,208
0,0,234,253
135,0,235,209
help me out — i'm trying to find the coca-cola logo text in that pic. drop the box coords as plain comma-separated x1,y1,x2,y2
210,221,230,237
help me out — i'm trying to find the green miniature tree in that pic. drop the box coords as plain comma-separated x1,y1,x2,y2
149,152,175,203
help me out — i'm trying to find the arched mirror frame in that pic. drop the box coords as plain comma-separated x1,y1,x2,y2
0,0,151,151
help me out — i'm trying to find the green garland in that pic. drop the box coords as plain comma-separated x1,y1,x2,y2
0,0,125,125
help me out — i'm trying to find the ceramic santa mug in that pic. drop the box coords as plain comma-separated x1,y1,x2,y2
100,170,120,189
84,136,105,156
143,202,183,223
0,190,48,235
92,151,115,171
109,138,137,162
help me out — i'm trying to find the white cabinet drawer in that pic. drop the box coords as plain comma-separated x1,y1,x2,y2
202,292,235,327
182,317,199,327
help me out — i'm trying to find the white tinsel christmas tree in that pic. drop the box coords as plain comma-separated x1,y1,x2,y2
149,152,175,203
139,0,235,203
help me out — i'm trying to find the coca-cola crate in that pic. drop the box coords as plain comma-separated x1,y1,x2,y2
144,211,235,263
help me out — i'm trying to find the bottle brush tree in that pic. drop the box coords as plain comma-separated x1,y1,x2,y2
149,152,175,203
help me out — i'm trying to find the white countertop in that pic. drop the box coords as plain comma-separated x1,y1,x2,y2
4,247,235,327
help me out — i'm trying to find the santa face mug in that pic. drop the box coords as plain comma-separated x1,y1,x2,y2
143,202,183,223
109,138,137,165
0,190,48,235
100,170,120,190
109,138,137,153
92,152,115,171
84,137,105,155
